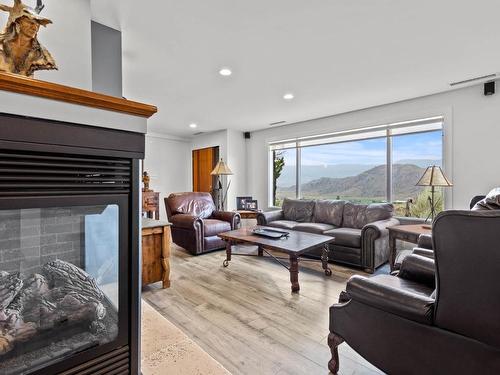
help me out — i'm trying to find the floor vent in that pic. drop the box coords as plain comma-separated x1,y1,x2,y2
450,73,497,86
270,121,287,126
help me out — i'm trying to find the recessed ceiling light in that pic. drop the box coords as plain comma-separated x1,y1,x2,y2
219,68,232,76
189,123,198,129
283,93,294,100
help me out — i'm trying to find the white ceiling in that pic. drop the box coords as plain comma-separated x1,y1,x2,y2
91,0,500,138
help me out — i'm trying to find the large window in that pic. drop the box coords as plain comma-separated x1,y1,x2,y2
392,130,443,217
269,117,445,218
300,138,387,204
272,148,296,206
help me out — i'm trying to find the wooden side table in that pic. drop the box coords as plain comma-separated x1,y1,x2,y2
141,218,172,288
235,210,261,219
142,191,160,220
388,224,432,271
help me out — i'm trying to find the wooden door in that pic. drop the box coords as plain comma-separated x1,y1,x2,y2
192,146,218,192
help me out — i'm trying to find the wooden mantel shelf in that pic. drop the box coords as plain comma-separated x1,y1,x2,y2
0,72,157,118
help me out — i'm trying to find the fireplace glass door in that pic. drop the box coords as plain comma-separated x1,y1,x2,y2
0,201,126,374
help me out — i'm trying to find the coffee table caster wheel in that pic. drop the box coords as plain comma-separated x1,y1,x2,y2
325,269,332,276
223,260,229,267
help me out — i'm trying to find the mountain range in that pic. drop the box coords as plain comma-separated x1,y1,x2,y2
282,164,426,199
277,159,440,188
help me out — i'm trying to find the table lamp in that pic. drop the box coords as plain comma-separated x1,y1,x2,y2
416,165,453,223
211,159,233,210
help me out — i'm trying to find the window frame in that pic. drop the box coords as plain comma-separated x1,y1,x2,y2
269,117,445,209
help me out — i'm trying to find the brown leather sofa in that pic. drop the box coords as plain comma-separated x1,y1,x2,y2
328,210,500,374
165,192,241,255
257,198,399,273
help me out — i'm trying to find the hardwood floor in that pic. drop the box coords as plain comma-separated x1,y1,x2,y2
142,243,385,375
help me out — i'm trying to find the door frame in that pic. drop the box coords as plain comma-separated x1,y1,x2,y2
192,146,219,193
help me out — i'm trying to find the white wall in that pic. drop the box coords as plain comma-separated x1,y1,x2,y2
0,0,93,90
144,134,191,220
226,129,248,210
191,130,228,162
246,82,500,210
91,21,122,96
190,130,248,211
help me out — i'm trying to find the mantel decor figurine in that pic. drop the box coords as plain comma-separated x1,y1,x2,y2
0,0,56,77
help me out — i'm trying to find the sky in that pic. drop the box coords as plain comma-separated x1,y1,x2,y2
278,131,442,166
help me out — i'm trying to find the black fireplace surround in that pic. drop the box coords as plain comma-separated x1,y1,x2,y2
0,114,144,375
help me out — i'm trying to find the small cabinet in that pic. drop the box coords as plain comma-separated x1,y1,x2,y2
141,218,171,288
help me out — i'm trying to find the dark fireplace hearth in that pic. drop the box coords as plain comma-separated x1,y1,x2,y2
0,114,144,375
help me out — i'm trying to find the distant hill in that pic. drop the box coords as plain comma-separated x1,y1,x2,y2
277,164,375,187
276,160,440,187
283,164,425,198
395,159,441,168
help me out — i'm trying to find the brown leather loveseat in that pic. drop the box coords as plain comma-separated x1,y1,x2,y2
165,192,241,255
257,198,399,273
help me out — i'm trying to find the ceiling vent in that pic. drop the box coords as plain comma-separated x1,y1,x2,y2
450,73,497,87
269,121,287,126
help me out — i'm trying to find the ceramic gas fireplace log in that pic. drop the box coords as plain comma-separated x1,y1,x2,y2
0,260,107,356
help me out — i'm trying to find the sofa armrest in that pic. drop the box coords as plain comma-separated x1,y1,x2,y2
257,210,283,225
412,248,434,259
346,275,435,325
170,214,202,229
362,217,400,237
398,254,435,288
211,211,241,229
417,233,433,249
360,218,400,272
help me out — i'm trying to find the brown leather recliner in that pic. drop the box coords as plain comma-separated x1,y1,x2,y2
165,192,241,255
328,210,500,374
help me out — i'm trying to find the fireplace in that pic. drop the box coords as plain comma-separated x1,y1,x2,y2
0,113,144,375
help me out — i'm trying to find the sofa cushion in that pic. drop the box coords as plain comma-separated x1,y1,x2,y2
324,227,362,248
365,203,393,224
203,219,231,237
343,203,368,229
267,220,298,230
294,222,335,234
472,188,500,210
282,198,315,222
343,202,393,229
313,200,346,226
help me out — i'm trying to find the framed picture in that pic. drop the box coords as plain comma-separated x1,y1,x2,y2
244,200,258,211
236,196,252,210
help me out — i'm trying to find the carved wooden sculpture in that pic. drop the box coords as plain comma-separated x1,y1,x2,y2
0,0,56,76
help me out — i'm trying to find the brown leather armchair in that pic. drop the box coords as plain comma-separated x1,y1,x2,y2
328,210,500,375
165,192,241,255
396,193,490,266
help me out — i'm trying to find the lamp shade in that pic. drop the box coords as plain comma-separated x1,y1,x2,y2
211,159,233,176
416,165,453,187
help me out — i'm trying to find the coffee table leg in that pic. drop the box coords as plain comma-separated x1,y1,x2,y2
289,254,300,293
322,245,333,276
258,245,264,257
223,241,232,267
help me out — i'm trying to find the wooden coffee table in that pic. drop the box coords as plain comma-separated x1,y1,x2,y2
218,226,335,293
